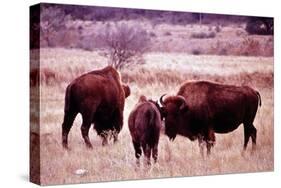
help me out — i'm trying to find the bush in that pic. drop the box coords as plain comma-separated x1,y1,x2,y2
164,31,172,36
190,31,216,39
191,49,202,55
149,32,157,37
215,25,221,33
98,23,150,70
245,17,273,35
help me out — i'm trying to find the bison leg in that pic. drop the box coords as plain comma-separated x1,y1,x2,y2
243,124,257,151
198,135,205,157
206,141,213,156
250,125,257,151
101,131,109,146
152,144,158,163
81,114,93,149
112,129,119,143
133,141,142,166
112,109,123,143
62,110,77,149
142,144,151,166
113,135,118,143
205,129,215,156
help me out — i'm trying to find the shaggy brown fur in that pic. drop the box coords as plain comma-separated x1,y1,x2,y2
128,95,162,166
62,66,130,149
160,81,261,155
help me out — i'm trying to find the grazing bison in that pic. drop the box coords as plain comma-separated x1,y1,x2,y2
128,95,162,166
62,66,130,149
159,81,261,155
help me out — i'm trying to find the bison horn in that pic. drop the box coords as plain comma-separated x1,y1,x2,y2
159,94,166,106
177,95,187,111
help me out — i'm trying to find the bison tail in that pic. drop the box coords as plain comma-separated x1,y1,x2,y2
64,84,72,112
146,111,160,145
256,91,262,107
148,111,156,129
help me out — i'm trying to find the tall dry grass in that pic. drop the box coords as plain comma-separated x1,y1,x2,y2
31,48,273,185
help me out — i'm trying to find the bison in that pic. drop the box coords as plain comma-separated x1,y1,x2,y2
128,95,162,166
62,66,130,149
159,81,261,155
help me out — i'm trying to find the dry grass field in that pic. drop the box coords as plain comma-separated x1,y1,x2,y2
30,48,273,185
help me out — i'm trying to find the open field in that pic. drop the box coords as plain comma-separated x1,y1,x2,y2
30,48,273,185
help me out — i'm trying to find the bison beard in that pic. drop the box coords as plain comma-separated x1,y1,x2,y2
128,95,162,166
61,66,130,149
160,81,261,155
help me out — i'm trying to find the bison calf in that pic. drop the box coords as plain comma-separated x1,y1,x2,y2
128,96,162,166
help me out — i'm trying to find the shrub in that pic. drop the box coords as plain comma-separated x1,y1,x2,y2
190,31,216,39
164,31,172,36
245,17,273,35
98,23,150,70
191,49,202,55
149,32,157,37
215,25,221,33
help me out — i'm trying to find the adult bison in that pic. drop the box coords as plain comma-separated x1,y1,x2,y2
62,66,130,149
128,95,162,166
159,81,261,155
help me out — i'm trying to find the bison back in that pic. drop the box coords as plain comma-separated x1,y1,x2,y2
178,81,260,133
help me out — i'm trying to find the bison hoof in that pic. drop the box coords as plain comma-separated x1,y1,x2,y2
136,159,140,167
86,144,93,149
113,138,118,143
62,143,69,150
102,140,108,146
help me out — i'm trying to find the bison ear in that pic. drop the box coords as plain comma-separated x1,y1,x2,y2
122,84,130,98
177,95,188,113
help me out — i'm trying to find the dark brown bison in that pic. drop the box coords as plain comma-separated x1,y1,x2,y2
62,66,130,149
160,81,261,155
128,95,162,166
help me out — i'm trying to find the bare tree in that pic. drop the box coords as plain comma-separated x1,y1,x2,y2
99,23,150,70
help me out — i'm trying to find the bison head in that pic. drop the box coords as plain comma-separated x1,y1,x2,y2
159,94,188,141
122,84,131,98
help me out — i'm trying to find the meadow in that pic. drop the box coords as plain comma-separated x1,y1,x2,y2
31,48,273,185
